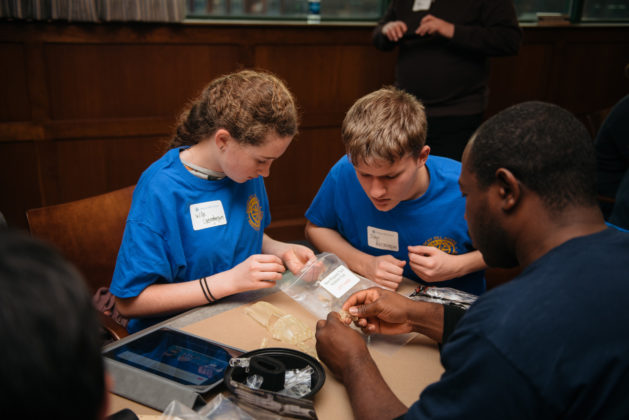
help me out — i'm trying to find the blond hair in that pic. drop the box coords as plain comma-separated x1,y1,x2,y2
342,86,427,165
170,70,298,148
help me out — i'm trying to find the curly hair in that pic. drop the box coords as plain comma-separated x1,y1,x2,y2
468,101,598,213
342,86,427,165
169,69,298,149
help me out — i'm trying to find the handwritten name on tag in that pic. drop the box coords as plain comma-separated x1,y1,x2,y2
190,200,227,231
367,226,399,252
320,265,361,299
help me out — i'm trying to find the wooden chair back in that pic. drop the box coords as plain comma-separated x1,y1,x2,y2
26,185,135,340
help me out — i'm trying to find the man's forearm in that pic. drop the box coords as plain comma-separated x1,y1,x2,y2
407,300,445,343
342,351,408,420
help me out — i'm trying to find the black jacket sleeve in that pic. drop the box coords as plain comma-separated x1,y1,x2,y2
442,304,467,345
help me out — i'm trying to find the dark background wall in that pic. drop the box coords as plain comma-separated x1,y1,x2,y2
1,22,628,240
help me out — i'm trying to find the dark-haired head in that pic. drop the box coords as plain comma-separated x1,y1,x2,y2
169,69,298,149
0,230,105,419
467,101,598,213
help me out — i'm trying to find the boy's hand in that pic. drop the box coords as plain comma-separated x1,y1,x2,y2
407,245,461,282
365,255,406,290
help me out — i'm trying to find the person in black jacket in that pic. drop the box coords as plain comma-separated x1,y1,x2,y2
373,0,522,161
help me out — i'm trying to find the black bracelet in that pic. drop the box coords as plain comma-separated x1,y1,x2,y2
199,277,213,303
203,276,217,302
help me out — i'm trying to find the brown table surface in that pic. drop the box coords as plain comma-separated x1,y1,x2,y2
107,280,444,419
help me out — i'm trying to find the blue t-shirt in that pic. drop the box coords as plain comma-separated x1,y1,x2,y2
305,155,484,295
406,228,629,419
111,147,270,333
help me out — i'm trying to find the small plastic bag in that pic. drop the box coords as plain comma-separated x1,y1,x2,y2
409,284,478,309
278,365,314,398
278,252,380,320
159,395,256,420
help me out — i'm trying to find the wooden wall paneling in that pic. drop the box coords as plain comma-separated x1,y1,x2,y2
555,41,629,116
0,43,31,122
100,135,167,189
487,43,554,118
25,39,50,124
35,136,165,209
0,141,42,228
43,43,241,120
265,127,345,241
2,22,629,238
265,128,344,217
254,43,395,128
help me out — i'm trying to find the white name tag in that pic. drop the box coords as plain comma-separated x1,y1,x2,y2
413,0,431,12
320,265,360,299
367,226,399,252
190,200,227,231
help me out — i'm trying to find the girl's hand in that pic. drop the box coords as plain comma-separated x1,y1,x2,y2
229,254,286,292
281,244,316,274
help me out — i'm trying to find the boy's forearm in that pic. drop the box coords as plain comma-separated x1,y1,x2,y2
455,250,487,277
305,222,372,275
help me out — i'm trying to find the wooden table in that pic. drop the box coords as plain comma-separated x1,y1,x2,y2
107,281,444,419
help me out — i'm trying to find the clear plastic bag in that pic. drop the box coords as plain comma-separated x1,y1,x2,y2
159,395,256,420
278,252,380,319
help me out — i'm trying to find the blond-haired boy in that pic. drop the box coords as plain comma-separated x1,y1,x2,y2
305,87,485,294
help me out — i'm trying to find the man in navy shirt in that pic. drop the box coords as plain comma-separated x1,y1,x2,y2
315,101,629,419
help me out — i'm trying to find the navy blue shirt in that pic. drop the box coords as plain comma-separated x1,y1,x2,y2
406,228,629,419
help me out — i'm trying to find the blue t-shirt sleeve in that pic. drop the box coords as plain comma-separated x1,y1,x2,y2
405,332,544,419
260,178,271,229
305,161,343,229
110,220,178,298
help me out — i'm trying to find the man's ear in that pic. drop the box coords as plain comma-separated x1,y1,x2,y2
495,168,520,212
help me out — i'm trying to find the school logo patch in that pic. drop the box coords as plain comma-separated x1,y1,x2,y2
247,194,262,231
423,236,458,254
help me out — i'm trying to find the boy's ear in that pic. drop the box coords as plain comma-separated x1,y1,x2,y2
417,145,431,166
495,168,520,212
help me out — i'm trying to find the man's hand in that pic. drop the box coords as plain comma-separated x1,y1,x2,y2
315,312,370,381
382,20,408,42
416,14,455,38
364,255,406,290
342,287,414,335
408,245,461,282
316,312,409,419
